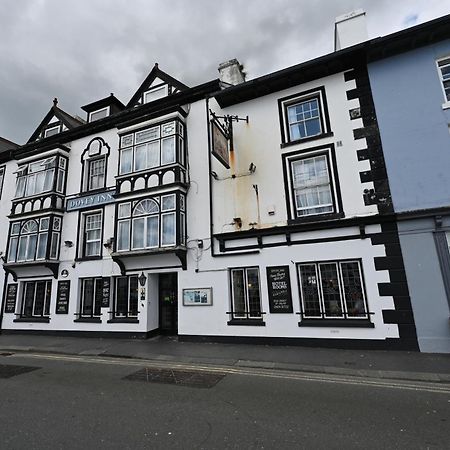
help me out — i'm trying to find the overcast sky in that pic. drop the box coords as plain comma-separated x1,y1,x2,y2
1,0,449,144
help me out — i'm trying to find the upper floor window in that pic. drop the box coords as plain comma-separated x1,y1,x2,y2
81,137,109,192
89,107,109,122
81,211,103,258
117,193,185,252
437,57,450,103
14,156,67,199
44,125,60,138
143,85,168,104
0,166,5,199
283,146,342,221
118,119,185,175
7,216,61,263
278,87,331,146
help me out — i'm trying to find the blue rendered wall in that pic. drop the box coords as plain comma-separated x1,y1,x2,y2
369,40,450,213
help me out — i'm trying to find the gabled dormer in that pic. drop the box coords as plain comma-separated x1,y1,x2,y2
27,98,84,143
127,63,188,108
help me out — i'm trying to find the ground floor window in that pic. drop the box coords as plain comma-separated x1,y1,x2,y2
21,280,51,318
230,267,262,319
114,275,138,318
297,260,368,319
80,278,103,318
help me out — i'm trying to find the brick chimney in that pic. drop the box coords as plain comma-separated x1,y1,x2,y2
334,9,368,51
218,59,246,86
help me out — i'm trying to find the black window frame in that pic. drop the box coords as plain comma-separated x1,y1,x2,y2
228,266,265,325
112,275,139,320
78,277,103,319
282,144,343,223
19,280,52,319
278,86,332,147
296,258,373,327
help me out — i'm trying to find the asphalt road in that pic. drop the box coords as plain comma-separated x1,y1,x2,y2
0,353,449,450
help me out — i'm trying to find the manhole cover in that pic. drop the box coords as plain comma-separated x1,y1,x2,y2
0,364,40,379
0,352,14,357
124,367,226,388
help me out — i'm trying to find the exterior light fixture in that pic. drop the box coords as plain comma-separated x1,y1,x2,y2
138,271,147,287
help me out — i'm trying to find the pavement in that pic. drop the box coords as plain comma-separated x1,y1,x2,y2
0,333,449,383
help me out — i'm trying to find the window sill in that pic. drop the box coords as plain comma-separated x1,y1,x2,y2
442,101,450,110
74,317,102,323
280,132,334,149
287,211,344,225
74,256,103,262
298,319,374,328
107,318,139,324
227,319,266,326
14,317,50,323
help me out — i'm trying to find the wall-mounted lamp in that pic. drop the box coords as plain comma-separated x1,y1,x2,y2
64,240,73,248
103,237,115,249
248,163,256,173
138,271,147,287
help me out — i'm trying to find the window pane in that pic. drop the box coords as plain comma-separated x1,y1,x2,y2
33,281,46,316
94,279,103,316
15,177,26,197
25,174,36,196
161,213,175,246
161,137,175,164
86,241,100,257
118,220,130,251
129,276,138,316
36,233,48,259
120,148,133,174
116,277,128,316
26,234,37,260
146,216,159,247
82,279,94,316
134,145,147,171
89,159,105,190
40,218,49,231
132,218,145,248
299,265,321,317
50,232,59,259
246,268,261,317
118,203,131,219
17,236,27,261
22,282,35,317
161,194,175,211
43,169,54,191
341,262,366,317
232,270,246,317
147,141,160,168
7,237,18,262
319,263,343,317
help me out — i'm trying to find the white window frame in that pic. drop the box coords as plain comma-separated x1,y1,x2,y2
89,106,110,122
436,56,450,108
88,157,106,191
143,85,168,104
82,211,103,258
44,125,60,138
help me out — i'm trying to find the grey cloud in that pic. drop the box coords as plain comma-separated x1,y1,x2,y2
0,0,449,143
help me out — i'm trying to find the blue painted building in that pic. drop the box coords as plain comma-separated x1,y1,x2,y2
369,23,450,352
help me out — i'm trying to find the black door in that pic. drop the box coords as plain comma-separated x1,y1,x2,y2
159,273,178,335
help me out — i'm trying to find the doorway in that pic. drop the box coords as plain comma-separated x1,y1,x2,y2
158,273,178,335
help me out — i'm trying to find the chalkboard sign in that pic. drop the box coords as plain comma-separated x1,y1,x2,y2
101,278,111,308
55,280,70,314
266,266,293,313
4,284,18,313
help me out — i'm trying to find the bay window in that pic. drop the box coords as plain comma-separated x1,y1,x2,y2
119,119,185,175
14,155,67,198
117,193,185,252
7,216,61,263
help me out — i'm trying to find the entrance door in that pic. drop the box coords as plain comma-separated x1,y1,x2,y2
159,273,178,335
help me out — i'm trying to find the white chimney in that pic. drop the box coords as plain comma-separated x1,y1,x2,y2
334,9,368,51
218,59,246,86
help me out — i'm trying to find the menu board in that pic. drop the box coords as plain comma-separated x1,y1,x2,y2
266,266,293,313
101,278,111,308
55,280,70,314
4,284,18,313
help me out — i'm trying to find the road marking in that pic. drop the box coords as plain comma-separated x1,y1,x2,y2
7,352,450,394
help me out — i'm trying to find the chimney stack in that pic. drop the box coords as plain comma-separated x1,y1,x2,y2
218,59,246,86
334,9,368,51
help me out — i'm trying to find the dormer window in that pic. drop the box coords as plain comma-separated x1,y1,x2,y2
143,85,168,104
89,107,109,122
44,125,60,138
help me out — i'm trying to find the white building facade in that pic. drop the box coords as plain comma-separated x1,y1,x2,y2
1,24,426,350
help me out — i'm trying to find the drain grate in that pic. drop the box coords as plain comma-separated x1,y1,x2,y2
0,364,40,379
123,367,226,388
